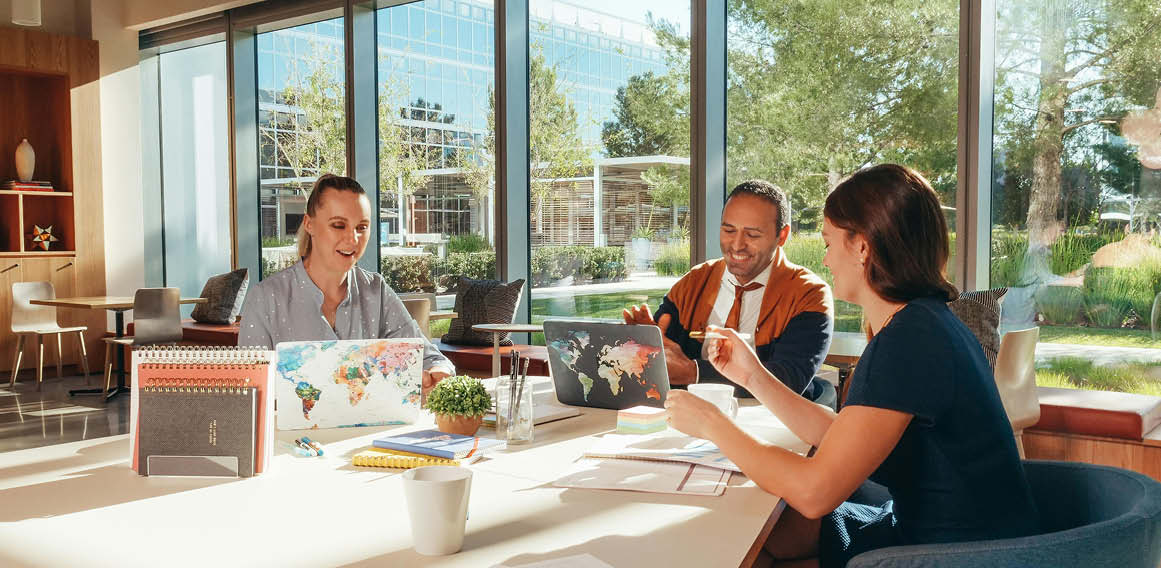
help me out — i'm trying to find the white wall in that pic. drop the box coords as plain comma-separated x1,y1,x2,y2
90,0,144,325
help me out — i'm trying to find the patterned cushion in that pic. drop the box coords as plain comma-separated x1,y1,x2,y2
441,277,525,346
947,287,1007,371
191,268,250,324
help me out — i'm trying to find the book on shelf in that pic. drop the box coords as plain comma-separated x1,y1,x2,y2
2,180,53,191
372,428,504,459
352,447,482,469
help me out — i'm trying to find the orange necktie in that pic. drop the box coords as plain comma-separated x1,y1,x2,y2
724,281,764,331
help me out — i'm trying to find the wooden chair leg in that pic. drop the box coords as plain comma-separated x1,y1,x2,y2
36,336,44,392
76,331,91,385
1015,431,1026,459
55,333,63,380
10,335,25,389
103,341,113,395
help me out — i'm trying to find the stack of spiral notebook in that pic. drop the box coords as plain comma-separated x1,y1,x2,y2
130,346,275,477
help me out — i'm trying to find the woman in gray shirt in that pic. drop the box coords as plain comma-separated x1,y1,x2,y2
239,174,454,390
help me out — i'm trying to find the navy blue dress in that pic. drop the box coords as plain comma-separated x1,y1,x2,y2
819,297,1040,567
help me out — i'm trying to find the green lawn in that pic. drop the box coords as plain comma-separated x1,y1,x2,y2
1038,357,1161,397
1038,325,1161,349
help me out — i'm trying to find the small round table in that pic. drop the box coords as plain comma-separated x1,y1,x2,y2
472,323,545,378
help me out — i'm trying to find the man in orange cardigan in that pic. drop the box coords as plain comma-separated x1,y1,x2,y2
624,180,836,404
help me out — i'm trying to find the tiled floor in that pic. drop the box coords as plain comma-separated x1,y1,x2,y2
0,372,129,453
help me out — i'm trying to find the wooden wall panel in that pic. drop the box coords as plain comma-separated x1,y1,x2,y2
1025,430,1161,482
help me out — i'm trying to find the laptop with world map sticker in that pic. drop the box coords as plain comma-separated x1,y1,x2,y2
274,339,424,430
543,320,669,410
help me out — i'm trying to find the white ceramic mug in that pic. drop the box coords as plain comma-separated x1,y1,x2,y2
687,383,739,419
402,466,473,556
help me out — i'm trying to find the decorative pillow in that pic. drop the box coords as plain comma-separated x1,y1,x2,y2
191,268,250,324
441,277,525,346
948,287,1007,371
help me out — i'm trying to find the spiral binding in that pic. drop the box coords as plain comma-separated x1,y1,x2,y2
142,385,252,395
134,345,270,367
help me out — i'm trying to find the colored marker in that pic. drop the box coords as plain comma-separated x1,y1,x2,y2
300,436,325,456
294,438,318,456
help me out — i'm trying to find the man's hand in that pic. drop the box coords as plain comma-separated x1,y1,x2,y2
658,314,697,385
622,303,657,326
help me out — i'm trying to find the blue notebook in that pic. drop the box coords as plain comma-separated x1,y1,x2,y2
372,429,504,459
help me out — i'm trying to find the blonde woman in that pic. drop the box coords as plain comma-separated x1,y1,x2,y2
240,174,453,389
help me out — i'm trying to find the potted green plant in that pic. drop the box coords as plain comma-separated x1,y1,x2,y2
426,375,492,436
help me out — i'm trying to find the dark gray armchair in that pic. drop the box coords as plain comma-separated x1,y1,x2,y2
849,461,1161,567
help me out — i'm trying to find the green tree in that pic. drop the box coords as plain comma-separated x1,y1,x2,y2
457,47,590,210
601,71,690,158
994,0,1161,249
262,43,437,201
717,0,961,224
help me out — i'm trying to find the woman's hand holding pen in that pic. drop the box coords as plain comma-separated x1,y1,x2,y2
705,325,766,389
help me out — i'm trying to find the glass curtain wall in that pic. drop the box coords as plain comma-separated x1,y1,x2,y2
526,0,692,334
726,0,960,333
257,16,348,278
158,42,232,316
990,0,1161,395
376,0,498,324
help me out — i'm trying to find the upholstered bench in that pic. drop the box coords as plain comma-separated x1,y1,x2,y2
431,338,550,378
125,319,240,347
1031,386,1161,441
1025,387,1161,483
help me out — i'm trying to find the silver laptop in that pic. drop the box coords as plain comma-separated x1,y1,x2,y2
543,319,669,410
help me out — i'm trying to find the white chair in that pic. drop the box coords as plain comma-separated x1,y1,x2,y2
103,288,182,394
10,281,90,391
994,327,1041,458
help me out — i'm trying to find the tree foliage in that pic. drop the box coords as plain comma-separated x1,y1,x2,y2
458,47,590,204
993,0,1161,247
262,42,440,199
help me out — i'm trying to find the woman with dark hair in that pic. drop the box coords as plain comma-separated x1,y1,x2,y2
665,164,1039,567
240,174,454,388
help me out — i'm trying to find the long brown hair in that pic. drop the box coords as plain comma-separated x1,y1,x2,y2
297,173,368,259
824,164,958,303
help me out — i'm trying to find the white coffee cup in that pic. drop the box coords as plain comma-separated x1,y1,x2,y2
687,383,739,419
402,466,473,555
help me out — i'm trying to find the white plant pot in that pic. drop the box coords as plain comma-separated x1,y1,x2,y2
15,139,35,182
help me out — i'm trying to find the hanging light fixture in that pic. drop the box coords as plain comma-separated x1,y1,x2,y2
11,0,42,27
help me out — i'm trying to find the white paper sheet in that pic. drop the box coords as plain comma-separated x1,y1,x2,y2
553,457,729,496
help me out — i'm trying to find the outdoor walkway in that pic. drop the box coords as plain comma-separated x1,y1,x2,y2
1037,343,1161,366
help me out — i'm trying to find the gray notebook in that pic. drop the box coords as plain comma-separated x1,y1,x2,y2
138,387,257,477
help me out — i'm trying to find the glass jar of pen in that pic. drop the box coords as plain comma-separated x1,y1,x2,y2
495,350,533,444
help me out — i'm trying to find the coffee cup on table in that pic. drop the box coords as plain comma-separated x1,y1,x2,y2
687,383,739,419
401,466,473,555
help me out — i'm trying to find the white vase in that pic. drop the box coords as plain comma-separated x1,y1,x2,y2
15,139,35,182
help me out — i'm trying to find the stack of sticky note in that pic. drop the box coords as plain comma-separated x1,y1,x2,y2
617,405,668,434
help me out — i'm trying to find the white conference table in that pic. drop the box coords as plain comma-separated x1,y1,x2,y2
0,393,807,568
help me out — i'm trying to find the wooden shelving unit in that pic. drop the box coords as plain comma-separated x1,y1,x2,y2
0,28,105,377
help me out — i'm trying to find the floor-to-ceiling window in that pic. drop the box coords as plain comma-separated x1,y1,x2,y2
726,0,961,333
158,41,232,316
257,15,348,278
375,0,498,315
526,0,692,335
990,0,1161,395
